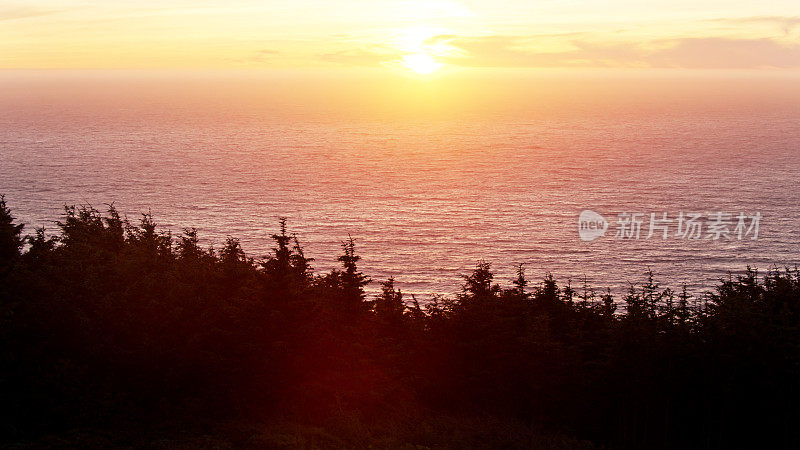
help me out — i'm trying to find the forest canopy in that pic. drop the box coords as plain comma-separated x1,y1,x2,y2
1,197,799,448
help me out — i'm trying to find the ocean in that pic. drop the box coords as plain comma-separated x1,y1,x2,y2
2,70,799,297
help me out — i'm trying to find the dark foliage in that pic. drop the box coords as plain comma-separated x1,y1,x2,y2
1,201,799,448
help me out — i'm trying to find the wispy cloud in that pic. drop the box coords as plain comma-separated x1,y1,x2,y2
0,6,56,21
318,47,400,66
652,38,800,69
247,49,280,63
439,34,800,69
707,16,800,34
437,34,646,68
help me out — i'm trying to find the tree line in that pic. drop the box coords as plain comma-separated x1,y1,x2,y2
1,197,799,448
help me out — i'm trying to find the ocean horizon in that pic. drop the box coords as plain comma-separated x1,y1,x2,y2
3,70,799,297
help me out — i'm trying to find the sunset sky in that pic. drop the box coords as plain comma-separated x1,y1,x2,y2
1,0,799,71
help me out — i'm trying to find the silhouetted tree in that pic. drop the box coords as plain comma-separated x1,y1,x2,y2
375,277,405,325
0,195,24,268
1,197,799,449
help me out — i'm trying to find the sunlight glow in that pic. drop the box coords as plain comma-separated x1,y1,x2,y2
1,1,799,69
402,53,444,75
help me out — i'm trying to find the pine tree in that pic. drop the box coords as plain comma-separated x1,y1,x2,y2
260,218,313,299
0,195,24,267
375,277,405,325
600,288,616,316
512,263,530,300
338,236,370,309
461,260,499,300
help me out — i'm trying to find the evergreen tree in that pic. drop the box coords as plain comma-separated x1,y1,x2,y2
0,195,24,268
511,263,530,300
337,236,370,311
460,260,499,301
375,277,405,324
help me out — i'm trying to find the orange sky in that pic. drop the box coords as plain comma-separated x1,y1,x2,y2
1,1,799,71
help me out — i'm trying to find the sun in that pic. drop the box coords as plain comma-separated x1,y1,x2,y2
402,53,444,75
390,26,453,75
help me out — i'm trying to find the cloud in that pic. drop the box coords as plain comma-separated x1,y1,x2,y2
224,49,281,65
440,35,645,68
247,49,280,63
0,6,56,21
440,34,800,69
651,38,800,69
311,30,800,70
708,16,800,34
318,47,400,66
